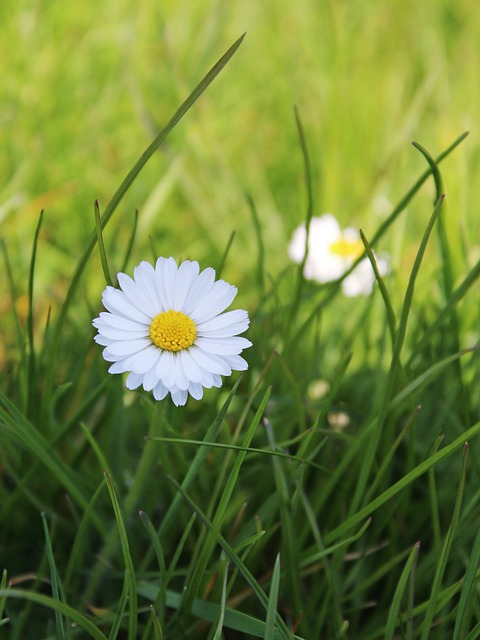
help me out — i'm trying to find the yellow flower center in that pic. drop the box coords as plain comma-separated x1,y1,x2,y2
149,310,197,352
329,236,363,259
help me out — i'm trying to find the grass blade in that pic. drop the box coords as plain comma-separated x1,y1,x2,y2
180,385,271,616
104,470,137,640
94,199,113,286
384,542,420,640
265,554,281,640
212,556,229,640
169,476,295,640
453,528,480,639
0,589,107,639
324,421,480,543
41,512,66,640
419,443,469,640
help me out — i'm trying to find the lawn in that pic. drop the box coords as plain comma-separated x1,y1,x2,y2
1,0,480,638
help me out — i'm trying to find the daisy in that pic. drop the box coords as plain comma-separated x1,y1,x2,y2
288,213,389,297
92,257,252,406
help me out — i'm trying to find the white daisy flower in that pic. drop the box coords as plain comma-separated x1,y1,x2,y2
288,213,389,297
92,257,252,406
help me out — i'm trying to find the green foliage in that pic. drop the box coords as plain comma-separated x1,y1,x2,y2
1,1,480,638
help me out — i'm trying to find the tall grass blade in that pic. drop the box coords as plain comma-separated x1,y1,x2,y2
286,107,314,339
350,193,445,513
325,421,480,543
419,443,469,640
212,556,229,640
41,512,66,640
452,528,480,639
94,200,113,286
0,589,107,639
384,542,420,640
104,470,137,640
149,606,163,640
264,554,281,640
169,477,296,640
180,386,271,616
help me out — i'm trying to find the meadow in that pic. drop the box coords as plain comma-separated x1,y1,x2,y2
1,0,480,638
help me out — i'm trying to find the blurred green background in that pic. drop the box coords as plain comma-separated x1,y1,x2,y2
1,0,479,340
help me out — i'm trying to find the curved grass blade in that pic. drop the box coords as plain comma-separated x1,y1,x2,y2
246,193,265,295
217,229,236,277
359,228,396,347
265,554,281,640
0,570,8,626
212,556,229,640
299,518,371,568
286,107,314,339
121,209,139,273
169,477,295,640
137,584,305,640
94,200,113,286
180,386,271,617
26,210,44,395
452,528,480,639
0,393,99,528
149,605,163,640
350,194,445,513
41,512,66,640
324,422,480,544
139,510,167,639
292,131,468,343
0,589,107,639
384,542,420,640
104,470,137,640
419,443,469,640
265,417,301,615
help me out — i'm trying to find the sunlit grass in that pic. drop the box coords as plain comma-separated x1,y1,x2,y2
1,1,480,638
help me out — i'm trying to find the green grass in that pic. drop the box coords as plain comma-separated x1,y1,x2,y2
2,1,480,638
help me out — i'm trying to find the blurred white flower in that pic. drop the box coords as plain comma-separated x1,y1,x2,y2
288,213,388,297
93,257,252,406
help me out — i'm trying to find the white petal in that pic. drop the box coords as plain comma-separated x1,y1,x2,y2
175,354,190,390
94,327,150,341
177,349,204,383
132,261,162,311
94,334,112,347
194,336,252,356
162,355,179,389
222,354,249,371
189,345,231,375
106,338,152,357
108,360,129,374
173,260,199,310
153,380,169,401
186,382,202,400
198,322,250,339
126,372,144,389
155,350,174,381
93,312,146,332
122,345,161,374
117,271,158,318
190,281,237,324
171,388,188,406
102,288,151,324
183,267,216,315
141,366,158,391
155,257,178,310
196,309,249,334
102,347,119,362
209,374,222,388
